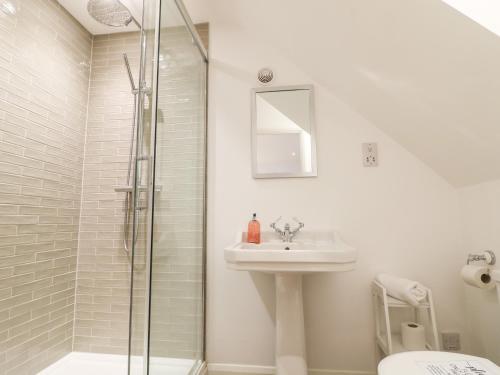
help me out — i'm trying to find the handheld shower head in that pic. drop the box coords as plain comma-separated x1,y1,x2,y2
87,0,139,28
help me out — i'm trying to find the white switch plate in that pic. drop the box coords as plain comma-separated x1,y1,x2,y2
362,143,378,167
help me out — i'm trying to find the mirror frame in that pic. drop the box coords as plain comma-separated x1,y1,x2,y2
251,84,318,179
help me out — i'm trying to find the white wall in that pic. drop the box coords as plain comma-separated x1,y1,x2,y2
198,0,500,188
206,1,468,372
459,180,500,364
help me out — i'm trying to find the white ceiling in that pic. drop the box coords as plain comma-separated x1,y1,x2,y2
58,0,208,35
441,0,500,38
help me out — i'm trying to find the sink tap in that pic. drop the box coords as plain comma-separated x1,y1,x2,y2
270,217,304,242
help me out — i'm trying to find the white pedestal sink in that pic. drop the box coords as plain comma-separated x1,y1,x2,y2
225,231,357,375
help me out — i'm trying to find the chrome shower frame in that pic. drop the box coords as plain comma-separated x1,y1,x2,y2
173,0,208,62
126,0,209,374
126,9,151,374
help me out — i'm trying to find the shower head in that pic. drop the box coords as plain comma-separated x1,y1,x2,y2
87,0,139,28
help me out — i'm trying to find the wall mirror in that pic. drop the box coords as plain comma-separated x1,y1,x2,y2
251,85,317,178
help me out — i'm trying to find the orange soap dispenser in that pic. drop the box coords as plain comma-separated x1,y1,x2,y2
247,213,261,244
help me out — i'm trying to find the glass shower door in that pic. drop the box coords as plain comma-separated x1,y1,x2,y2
127,0,207,374
148,0,207,373
127,0,159,374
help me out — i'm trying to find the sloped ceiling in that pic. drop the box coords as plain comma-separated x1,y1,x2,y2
441,0,500,37
220,0,500,187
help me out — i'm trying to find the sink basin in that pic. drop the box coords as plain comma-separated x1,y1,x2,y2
225,231,357,273
225,230,357,375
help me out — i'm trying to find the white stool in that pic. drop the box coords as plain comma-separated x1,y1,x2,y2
372,280,439,355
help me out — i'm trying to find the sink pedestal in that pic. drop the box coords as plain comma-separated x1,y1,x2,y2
275,273,307,375
225,231,357,375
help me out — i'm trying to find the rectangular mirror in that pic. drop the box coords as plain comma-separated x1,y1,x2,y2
251,85,317,178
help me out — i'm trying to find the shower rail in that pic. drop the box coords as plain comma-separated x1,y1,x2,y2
119,53,139,255
173,0,208,62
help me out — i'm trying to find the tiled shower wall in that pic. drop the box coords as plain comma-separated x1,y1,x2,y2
73,31,141,355
0,1,92,374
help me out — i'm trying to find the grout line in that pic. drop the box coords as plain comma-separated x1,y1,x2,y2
72,32,94,352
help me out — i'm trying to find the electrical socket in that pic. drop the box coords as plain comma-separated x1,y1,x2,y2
362,142,378,167
442,332,461,351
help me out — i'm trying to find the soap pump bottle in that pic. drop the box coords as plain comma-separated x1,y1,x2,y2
247,213,261,244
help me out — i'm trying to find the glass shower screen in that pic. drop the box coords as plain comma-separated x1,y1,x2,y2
128,1,207,374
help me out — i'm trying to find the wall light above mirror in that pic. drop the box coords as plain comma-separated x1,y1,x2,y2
251,85,317,179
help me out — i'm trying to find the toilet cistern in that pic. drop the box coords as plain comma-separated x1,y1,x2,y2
270,216,305,242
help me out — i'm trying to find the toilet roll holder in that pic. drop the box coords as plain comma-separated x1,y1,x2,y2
466,250,496,265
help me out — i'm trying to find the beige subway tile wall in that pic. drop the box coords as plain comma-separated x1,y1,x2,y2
73,31,141,355
0,1,92,374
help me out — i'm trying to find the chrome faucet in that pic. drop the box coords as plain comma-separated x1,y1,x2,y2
270,217,304,242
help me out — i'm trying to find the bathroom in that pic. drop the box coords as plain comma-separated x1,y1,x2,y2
0,0,499,374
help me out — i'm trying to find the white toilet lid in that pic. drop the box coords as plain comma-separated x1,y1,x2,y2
378,351,500,375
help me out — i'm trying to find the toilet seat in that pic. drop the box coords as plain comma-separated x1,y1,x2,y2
378,351,500,375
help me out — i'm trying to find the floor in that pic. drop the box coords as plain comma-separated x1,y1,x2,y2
37,352,196,375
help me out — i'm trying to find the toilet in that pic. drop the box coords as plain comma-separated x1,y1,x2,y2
378,351,500,375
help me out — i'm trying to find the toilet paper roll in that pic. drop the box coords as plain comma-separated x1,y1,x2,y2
401,322,426,351
461,265,495,290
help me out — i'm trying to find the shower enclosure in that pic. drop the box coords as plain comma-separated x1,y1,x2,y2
0,0,207,374
127,0,208,374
